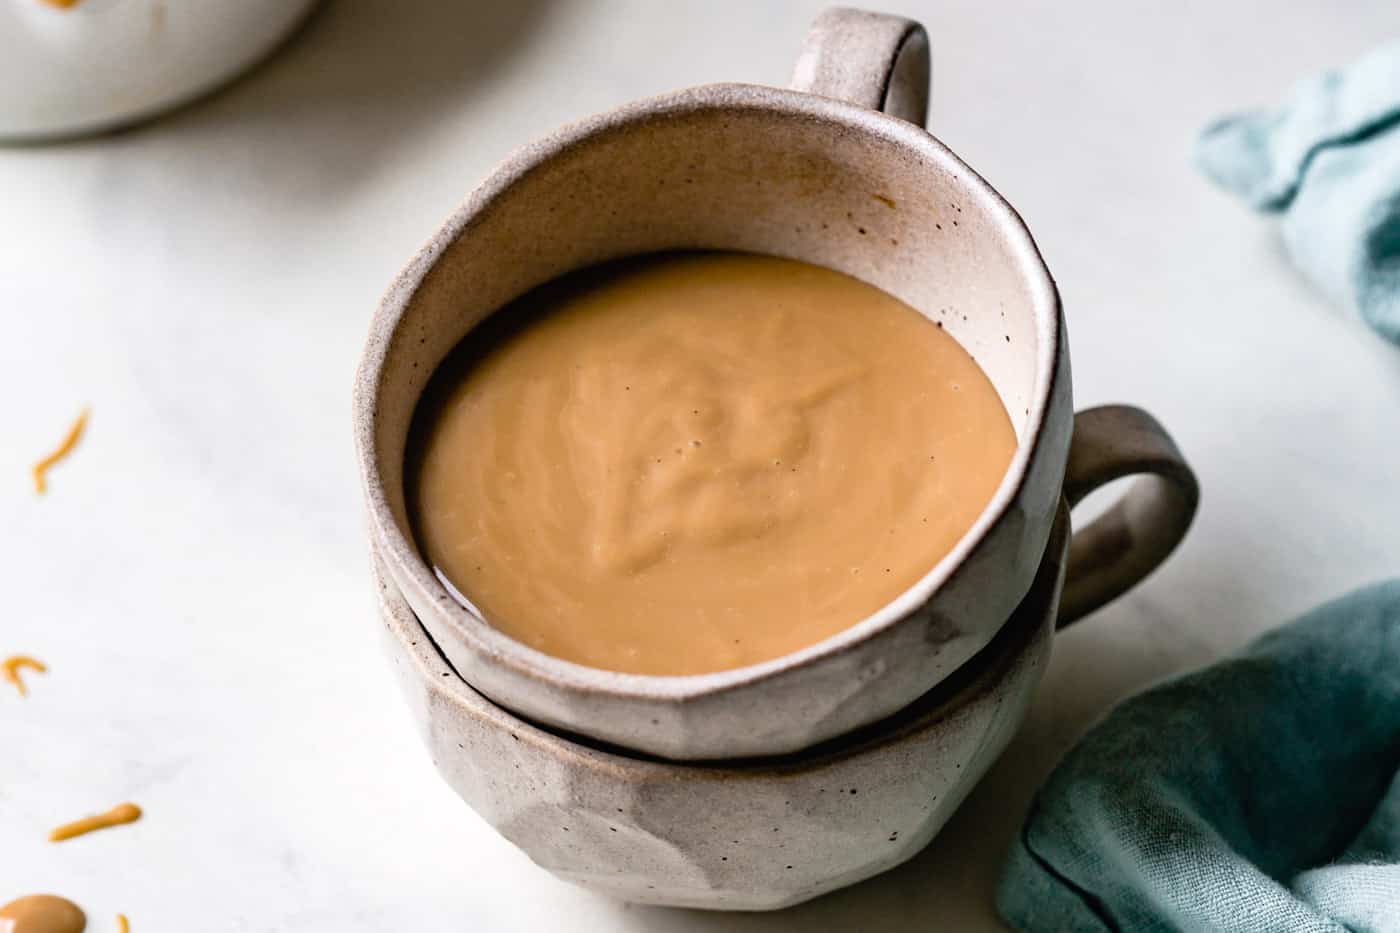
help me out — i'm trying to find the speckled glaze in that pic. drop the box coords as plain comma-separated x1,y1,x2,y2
354,8,1197,760
374,505,1068,911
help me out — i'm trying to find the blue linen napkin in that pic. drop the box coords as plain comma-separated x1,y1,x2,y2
1196,41,1400,343
996,580,1400,932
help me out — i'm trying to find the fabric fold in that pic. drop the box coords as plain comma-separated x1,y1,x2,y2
1196,41,1400,343
998,580,1400,932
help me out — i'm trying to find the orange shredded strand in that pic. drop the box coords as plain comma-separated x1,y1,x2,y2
49,802,142,843
1,655,47,697
32,408,88,494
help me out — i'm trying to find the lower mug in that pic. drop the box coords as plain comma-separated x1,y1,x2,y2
373,504,1069,911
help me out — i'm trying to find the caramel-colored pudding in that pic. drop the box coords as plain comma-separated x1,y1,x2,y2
0,895,85,933
411,252,1016,675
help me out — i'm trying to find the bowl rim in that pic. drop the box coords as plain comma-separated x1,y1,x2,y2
0,0,323,143
354,79,1062,705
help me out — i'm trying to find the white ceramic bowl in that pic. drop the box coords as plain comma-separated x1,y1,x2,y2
0,0,318,141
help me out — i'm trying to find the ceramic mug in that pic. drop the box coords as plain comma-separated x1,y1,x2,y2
373,503,1070,910
354,7,1199,761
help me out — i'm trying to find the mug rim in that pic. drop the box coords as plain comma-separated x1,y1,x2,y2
354,80,1062,704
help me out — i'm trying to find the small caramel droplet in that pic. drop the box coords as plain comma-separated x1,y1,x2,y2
32,409,88,495
0,894,86,933
49,802,142,843
2,655,47,697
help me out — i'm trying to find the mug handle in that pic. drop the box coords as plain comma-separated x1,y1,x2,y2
790,7,931,126
1058,405,1200,627
791,14,1196,626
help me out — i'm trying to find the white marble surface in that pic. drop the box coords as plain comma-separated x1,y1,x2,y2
3,1,1399,929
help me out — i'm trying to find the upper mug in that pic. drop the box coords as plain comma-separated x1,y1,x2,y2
354,7,1199,761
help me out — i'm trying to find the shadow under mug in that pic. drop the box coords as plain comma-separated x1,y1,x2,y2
354,7,1200,761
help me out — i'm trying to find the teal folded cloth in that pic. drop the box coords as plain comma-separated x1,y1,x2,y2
996,580,1400,932
1196,41,1400,343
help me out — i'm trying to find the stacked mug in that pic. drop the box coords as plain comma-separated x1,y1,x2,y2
353,8,1198,911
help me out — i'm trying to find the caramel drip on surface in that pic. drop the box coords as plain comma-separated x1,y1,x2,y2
49,802,142,843
38,0,82,8
32,409,88,495
114,916,128,933
0,894,86,933
2,655,47,697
